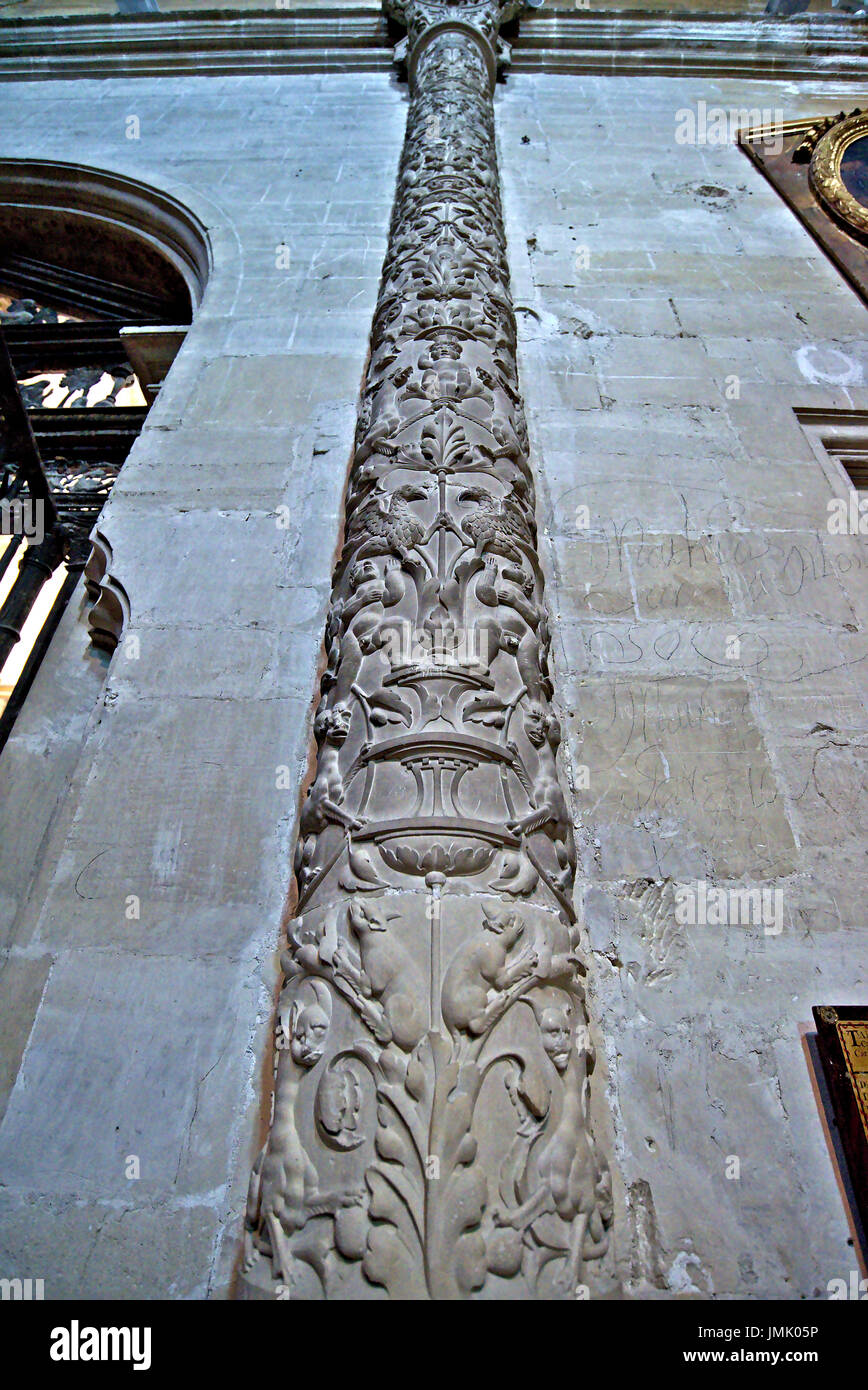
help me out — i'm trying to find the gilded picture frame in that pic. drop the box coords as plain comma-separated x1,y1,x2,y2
810,110,868,242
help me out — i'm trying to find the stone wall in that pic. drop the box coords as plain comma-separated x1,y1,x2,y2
0,64,865,1298
500,72,868,1297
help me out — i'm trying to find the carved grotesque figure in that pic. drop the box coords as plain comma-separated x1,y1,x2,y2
295,702,361,894
539,1002,573,1075
244,980,365,1296
283,994,330,1069
491,994,611,1295
506,701,576,893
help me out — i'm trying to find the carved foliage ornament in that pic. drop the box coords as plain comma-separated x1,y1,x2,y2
240,0,613,1301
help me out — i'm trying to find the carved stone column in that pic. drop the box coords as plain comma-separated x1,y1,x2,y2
240,0,613,1300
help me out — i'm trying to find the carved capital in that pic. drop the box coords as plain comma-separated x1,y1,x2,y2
384,0,520,43
385,0,523,91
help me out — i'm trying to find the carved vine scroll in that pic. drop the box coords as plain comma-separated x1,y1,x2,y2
239,0,613,1300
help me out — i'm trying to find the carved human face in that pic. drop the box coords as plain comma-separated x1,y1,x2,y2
349,559,378,591
429,338,461,362
316,1069,362,1147
524,703,547,748
540,1006,572,1074
290,1003,330,1068
322,703,352,745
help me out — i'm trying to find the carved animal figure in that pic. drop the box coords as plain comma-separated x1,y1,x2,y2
507,703,576,892
492,999,610,1294
457,484,533,565
345,900,427,1051
343,481,429,562
244,981,363,1296
441,904,538,1037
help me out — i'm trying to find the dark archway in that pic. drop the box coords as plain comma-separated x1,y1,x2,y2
0,157,210,316
0,158,210,747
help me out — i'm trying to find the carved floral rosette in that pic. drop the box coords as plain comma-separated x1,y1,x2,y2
239,1,613,1301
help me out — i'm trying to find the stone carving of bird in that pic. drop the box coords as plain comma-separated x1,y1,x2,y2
458,484,533,565
344,481,429,562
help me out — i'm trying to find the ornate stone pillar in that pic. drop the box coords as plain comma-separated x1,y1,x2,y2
239,0,613,1300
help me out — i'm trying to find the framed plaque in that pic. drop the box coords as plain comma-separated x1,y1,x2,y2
740,110,868,309
814,1005,868,1246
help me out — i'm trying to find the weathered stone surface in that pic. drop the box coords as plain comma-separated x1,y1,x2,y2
0,1189,220,1301
0,950,254,1200
0,952,51,1125
502,72,867,1297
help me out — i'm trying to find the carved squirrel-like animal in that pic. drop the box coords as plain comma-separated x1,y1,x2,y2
441,904,538,1037
346,900,427,1051
507,703,575,891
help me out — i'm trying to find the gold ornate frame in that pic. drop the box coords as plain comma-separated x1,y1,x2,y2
810,110,868,242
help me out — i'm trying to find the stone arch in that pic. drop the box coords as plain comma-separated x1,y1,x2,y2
0,156,211,320
0,158,212,746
